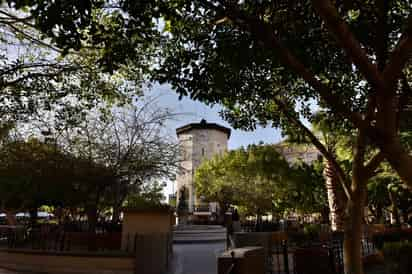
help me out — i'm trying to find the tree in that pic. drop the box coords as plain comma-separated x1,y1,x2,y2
367,165,412,225
3,2,412,272
0,138,89,224
0,2,147,125
151,2,412,273
195,144,326,218
1,0,160,74
195,145,285,217
290,113,350,231
0,1,178,230
287,160,328,219
55,100,180,223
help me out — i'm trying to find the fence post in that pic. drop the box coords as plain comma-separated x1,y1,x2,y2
65,232,70,251
126,233,130,252
283,241,289,274
218,247,265,274
134,234,140,274
329,245,337,274
230,251,236,274
134,234,138,253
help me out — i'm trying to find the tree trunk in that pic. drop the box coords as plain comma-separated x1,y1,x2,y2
112,205,121,224
323,158,346,231
255,213,262,232
343,175,367,274
380,138,412,190
375,205,384,224
112,183,125,224
320,205,330,224
29,207,38,228
87,206,97,233
402,210,409,224
388,190,400,225
86,205,98,251
4,210,16,226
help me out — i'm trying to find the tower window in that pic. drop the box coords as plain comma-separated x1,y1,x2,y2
202,148,205,156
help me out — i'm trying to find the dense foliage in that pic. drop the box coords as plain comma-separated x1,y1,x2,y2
0,98,180,224
1,2,412,272
195,144,327,217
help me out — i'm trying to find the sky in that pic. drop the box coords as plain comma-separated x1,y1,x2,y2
147,84,283,149
146,84,284,197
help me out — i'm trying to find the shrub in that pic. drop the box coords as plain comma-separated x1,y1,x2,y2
382,242,412,274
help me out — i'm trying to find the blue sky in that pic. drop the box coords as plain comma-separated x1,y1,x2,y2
147,84,283,150
146,84,284,197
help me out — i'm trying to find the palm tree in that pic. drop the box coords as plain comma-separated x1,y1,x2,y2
323,147,346,231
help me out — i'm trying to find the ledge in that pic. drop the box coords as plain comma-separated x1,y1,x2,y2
122,205,173,214
220,247,264,258
0,247,134,258
176,120,231,138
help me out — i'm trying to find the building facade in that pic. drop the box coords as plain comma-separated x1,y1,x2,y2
274,143,321,164
176,119,231,213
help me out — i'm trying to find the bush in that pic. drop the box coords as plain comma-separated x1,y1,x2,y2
382,242,412,274
303,224,321,240
372,228,412,250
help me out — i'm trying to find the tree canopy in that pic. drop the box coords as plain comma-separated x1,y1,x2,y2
195,144,326,216
1,2,412,273
0,1,149,127
0,97,180,225
4,1,412,188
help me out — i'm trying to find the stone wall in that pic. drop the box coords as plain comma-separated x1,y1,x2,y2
121,208,173,250
0,249,134,274
218,247,265,274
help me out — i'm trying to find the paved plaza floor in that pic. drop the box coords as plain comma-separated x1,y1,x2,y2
0,269,17,274
171,242,226,274
0,242,227,274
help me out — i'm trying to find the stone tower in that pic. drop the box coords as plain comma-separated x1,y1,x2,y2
176,119,231,213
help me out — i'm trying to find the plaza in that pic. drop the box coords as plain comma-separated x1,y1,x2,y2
1,1,412,274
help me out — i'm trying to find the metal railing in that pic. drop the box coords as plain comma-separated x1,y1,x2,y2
194,206,211,212
0,225,174,274
230,231,378,274
1,226,172,256
1,229,123,252
225,251,236,274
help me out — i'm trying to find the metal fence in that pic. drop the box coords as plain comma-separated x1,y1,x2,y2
1,229,123,251
0,225,173,274
241,220,280,232
231,232,378,274
1,225,171,253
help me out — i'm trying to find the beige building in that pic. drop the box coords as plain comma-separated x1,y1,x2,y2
274,143,321,164
176,119,231,213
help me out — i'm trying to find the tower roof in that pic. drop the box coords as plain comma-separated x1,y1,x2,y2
176,119,231,138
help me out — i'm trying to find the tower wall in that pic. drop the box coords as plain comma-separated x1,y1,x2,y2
176,127,229,212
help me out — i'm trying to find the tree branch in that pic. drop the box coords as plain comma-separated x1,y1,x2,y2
363,151,385,178
0,10,35,28
312,0,384,89
219,2,366,132
396,74,412,130
274,98,352,201
375,0,389,72
383,14,412,88
352,128,368,189
4,21,63,53
0,67,76,89
0,62,68,77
